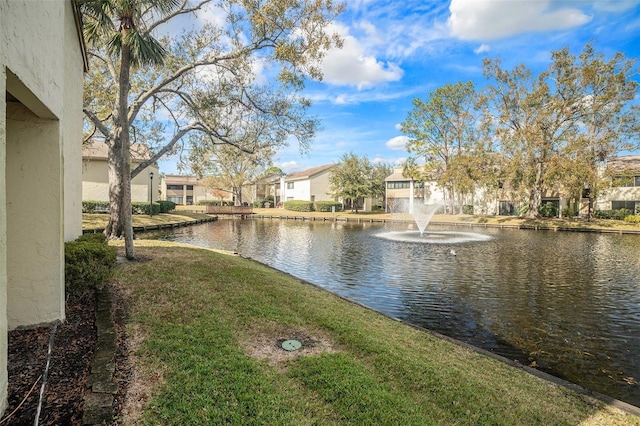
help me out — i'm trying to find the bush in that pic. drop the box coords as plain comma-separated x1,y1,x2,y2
594,209,632,220
82,200,109,213
561,207,576,219
157,200,176,213
624,215,640,223
132,201,161,215
284,200,314,212
315,201,343,212
65,234,117,291
538,202,558,218
462,204,474,215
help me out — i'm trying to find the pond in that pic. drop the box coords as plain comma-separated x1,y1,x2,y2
152,218,640,407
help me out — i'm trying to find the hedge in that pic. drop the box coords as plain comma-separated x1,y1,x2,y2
83,200,168,215
594,209,633,220
132,201,161,215
315,201,342,212
624,215,640,223
284,200,314,212
82,200,109,213
65,233,117,291
157,200,176,213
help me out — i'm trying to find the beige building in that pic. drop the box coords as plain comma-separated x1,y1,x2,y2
161,175,232,205
1,0,87,414
597,155,640,214
82,141,159,203
282,164,336,204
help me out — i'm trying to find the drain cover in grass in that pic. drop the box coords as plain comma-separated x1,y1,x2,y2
281,339,302,351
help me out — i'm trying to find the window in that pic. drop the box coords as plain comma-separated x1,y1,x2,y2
612,175,640,187
387,181,410,189
186,185,194,190
287,182,294,189
167,196,182,204
186,196,193,205
612,201,639,213
166,184,183,190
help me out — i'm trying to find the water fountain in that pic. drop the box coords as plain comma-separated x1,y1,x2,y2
413,203,440,236
377,202,492,244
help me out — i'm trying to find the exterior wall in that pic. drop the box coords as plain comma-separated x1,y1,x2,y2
284,179,311,201
1,0,85,414
160,175,227,205
82,159,158,203
0,62,7,417
598,186,640,212
284,170,334,202
308,170,334,202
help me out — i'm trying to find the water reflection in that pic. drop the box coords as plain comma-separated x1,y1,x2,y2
152,219,640,406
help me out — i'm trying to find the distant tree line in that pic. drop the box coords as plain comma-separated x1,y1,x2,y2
400,43,640,218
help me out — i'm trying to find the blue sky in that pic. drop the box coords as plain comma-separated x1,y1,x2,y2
160,0,640,175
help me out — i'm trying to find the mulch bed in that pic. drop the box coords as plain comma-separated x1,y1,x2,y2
3,289,97,425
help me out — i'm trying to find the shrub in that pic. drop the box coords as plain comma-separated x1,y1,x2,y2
561,207,576,219
157,200,176,213
624,215,640,224
82,200,109,213
65,234,117,291
315,201,343,212
594,209,632,220
284,200,314,212
462,204,474,215
538,202,558,218
132,201,161,215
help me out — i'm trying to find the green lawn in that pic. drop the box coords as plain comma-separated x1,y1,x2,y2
111,240,639,425
82,211,211,231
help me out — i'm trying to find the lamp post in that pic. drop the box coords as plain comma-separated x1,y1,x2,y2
149,171,154,217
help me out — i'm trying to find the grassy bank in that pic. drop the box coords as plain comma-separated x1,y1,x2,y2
251,208,640,233
112,240,638,425
82,211,211,231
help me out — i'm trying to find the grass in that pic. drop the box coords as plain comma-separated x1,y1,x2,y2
252,208,640,232
111,240,639,425
82,211,211,230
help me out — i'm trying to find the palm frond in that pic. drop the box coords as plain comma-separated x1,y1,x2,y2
126,31,167,66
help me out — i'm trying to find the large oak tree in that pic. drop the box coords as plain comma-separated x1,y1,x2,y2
80,0,342,258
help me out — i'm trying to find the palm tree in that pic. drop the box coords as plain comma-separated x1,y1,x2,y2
80,0,179,259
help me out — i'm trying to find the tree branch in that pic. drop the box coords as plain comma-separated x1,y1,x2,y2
83,108,113,142
147,0,213,33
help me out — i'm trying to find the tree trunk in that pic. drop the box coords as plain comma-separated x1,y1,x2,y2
233,186,242,206
526,161,544,219
105,41,135,259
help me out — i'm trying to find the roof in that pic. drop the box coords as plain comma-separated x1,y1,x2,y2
385,167,409,182
607,155,640,173
284,164,335,182
82,140,153,162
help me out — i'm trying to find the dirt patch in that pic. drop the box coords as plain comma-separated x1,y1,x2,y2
3,289,97,425
240,324,339,368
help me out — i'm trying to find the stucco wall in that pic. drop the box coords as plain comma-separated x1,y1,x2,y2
1,0,85,413
0,65,8,416
309,171,334,201
82,159,159,203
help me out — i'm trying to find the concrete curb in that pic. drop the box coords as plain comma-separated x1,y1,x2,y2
82,288,116,425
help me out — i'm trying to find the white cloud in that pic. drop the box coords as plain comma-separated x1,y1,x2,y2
447,0,592,41
386,135,409,151
474,43,490,54
277,161,301,173
320,23,404,89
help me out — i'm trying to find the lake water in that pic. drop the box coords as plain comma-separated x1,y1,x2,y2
152,218,640,407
